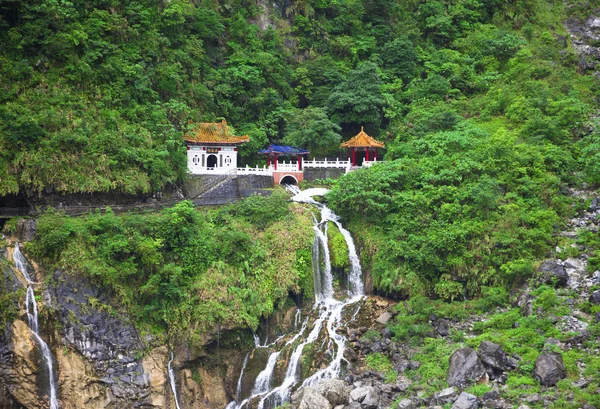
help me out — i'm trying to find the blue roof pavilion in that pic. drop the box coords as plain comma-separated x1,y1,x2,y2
258,144,310,155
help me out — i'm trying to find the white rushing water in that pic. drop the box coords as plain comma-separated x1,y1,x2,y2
14,242,33,283
226,188,364,409
236,354,250,402
14,243,59,409
168,352,182,409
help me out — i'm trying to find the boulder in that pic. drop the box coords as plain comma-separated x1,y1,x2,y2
590,290,600,305
349,386,371,403
437,319,450,337
478,341,515,371
447,348,486,387
292,387,332,409
452,392,479,409
397,399,416,409
376,312,392,325
514,291,534,316
313,379,349,406
395,375,412,392
534,352,566,386
381,327,394,339
433,387,458,405
343,403,362,409
361,388,380,409
538,260,568,287
393,358,410,373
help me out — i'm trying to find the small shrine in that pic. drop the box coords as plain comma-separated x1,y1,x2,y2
258,144,310,184
340,126,385,166
183,120,249,174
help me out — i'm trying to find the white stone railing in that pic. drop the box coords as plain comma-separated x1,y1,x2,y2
273,162,302,172
236,165,272,175
302,158,350,169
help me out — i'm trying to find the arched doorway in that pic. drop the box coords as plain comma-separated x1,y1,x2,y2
207,154,218,168
280,175,298,185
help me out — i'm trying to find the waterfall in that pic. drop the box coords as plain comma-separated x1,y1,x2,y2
14,242,33,283
236,354,250,402
168,352,182,409
14,243,59,409
225,188,364,409
332,221,364,297
294,309,301,329
252,351,282,395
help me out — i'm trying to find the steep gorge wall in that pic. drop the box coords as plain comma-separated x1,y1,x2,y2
0,233,248,409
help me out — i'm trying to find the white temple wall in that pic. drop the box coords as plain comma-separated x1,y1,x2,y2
187,145,239,175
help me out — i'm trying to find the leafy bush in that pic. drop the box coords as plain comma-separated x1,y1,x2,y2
29,198,314,343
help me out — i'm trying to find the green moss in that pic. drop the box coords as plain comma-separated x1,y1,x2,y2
327,222,349,269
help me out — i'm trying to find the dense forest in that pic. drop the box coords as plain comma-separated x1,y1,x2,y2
2,0,600,324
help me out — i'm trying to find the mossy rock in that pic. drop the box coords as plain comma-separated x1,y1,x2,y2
327,222,349,269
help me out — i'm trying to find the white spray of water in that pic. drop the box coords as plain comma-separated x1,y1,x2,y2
168,352,182,409
15,243,59,409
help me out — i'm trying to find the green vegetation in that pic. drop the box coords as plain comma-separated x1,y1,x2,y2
325,0,599,299
25,192,314,344
387,285,600,405
1,0,596,201
365,352,397,383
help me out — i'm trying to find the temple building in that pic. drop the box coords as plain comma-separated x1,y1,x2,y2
258,144,310,184
183,120,249,174
340,126,385,166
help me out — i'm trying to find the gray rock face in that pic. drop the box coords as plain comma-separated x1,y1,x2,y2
447,348,486,387
15,219,36,242
452,392,479,409
538,260,568,287
313,379,349,406
478,341,515,371
51,269,157,405
534,352,567,386
292,387,333,409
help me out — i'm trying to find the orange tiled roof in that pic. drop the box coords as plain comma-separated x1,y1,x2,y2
183,120,249,145
340,127,385,148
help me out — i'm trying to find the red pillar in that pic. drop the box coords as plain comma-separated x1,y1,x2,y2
365,147,369,163
267,155,271,168
297,155,301,170
274,154,278,170
351,148,356,166
374,149,377,161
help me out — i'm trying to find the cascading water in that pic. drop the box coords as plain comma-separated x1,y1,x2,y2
168,352,182,409
225,188,364,409
236,354,250,402
14,242,33,283
14,243,60,409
